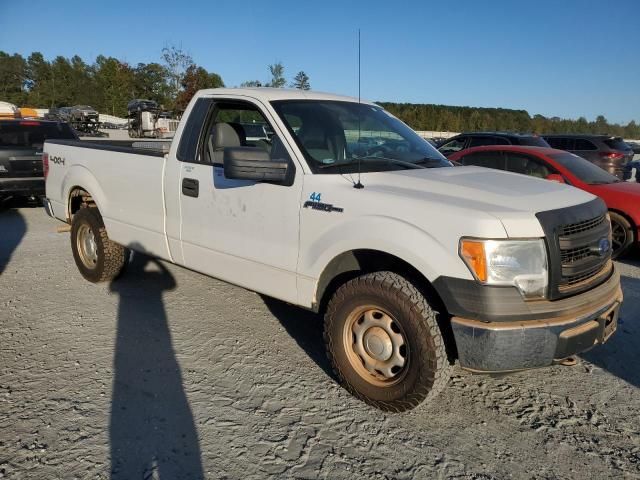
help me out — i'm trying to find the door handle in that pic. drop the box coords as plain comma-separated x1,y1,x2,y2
182,178,199,197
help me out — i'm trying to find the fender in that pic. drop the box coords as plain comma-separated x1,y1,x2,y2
297,215,475,307
62,164,109,221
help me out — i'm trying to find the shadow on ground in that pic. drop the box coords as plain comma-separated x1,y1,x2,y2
582,274,640,389
261,296,335,380
0,202,27,275
109,252,203,480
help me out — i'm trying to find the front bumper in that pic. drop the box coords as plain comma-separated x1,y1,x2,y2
450,266,622,372
0,177,45,197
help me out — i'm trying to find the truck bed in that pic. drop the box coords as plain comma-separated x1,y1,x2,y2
46,138,171,156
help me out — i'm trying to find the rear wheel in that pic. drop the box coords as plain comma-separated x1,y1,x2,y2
71,207,129,282
324,271,452,412
609,211,634,259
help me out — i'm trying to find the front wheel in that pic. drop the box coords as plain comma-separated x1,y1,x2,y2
70,207,129,282
324,271,452,412
609,211,635,259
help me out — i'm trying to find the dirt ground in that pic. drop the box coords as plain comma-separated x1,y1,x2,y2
1,204,639,479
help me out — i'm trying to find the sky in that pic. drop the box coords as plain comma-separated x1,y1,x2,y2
1,0,638,124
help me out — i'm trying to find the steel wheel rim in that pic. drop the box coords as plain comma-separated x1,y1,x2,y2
77,224,98,268
343,305,409,387
611,220,627,253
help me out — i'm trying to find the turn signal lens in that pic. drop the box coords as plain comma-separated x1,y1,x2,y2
460,240,487,282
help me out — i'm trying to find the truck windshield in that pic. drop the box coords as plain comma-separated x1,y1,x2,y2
0,122,77,148
549,152,621,184
271,100,451,173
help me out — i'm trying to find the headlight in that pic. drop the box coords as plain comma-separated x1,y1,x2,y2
459,238,548,298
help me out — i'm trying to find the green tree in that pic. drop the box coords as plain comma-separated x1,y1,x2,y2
291,71,310,90
0,51,28,105
240,80,263,87
161,45,193,109
25,52,52,107
133,62,170,106
594,115,608,134
267,62,286,88
94,55,134,116
175,64,224,111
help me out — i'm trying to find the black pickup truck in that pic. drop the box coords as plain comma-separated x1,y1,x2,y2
0,120,78,202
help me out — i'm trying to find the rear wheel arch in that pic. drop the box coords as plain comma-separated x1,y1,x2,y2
67,186,97,221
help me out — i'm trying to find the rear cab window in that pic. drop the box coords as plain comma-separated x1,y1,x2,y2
0,122,77,148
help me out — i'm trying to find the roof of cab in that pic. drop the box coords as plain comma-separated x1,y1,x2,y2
197,87,376,105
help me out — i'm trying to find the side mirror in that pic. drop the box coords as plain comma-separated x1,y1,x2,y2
223,147,290,184
546,173,566,183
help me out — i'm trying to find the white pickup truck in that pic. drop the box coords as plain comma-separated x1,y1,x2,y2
43,88,622,411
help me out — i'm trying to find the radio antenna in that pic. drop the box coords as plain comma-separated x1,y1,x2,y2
354,28,364,189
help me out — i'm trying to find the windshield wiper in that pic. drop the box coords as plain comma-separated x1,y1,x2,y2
318,156,427,170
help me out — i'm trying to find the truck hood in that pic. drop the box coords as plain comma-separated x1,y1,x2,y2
358,166,597,237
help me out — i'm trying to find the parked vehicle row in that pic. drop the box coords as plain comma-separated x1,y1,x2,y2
43,87,622,412
543,135,634,178
448,145,640,258
438,132,636,180
437,132,550,156
45,105,101,134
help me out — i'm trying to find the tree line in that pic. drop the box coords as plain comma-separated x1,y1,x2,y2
1,48,636,138
378,102,640,139
0,49,311,117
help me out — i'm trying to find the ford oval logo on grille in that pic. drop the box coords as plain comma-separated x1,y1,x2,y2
593,237,610,256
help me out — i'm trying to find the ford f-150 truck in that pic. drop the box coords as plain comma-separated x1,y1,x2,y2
43,88,622,411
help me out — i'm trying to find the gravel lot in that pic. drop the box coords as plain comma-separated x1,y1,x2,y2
1,204,639,479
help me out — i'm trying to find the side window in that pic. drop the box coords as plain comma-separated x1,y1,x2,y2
176,98,213,162
546,137,574,150
200,101,291,167
504,153,552,178
574,138,597,151
438,136,467,155
468,136,509,147
459,151,505,170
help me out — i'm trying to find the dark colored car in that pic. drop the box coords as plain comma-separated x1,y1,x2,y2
127,99,159,114
626,141,640,155
0,120,78,201
449,145,640,258
70,105,99,123
542,135,634,179
45,106,73,122
437,132,550,157
624,160,640,182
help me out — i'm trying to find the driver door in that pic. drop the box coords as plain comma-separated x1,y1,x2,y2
177,98,303,303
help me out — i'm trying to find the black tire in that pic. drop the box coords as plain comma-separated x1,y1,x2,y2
609,211,634,259
324,271,452,412
70,207,129,282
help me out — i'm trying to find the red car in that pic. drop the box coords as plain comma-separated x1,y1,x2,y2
449,145,640,258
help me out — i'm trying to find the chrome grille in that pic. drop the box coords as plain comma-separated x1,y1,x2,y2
560,245,591,264
559,215,606,236
558,214,611,292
